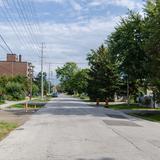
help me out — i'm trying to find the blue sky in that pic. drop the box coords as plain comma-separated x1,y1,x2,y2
0,0,145,80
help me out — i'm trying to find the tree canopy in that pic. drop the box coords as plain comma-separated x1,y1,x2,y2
87,44,119,101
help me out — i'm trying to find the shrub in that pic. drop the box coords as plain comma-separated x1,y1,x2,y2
5,82,25,100
142,96,152,106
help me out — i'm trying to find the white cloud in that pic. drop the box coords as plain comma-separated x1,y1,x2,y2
70,0,82,11
0,16,119,75
33,0,65,3
0,0,144,77
89,0,143,10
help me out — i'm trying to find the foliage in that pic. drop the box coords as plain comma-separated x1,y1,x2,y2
32,84,39,96
56,62,79,94
55,1,160,103
87,44,119,101
107,12,148,80
0,75,39,101
56,62,89,95
144,0,160,97
35,72,49,95
5,82,26,100
72,69,89,94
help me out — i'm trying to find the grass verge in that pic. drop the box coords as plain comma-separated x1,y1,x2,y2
0,100,5,105
0,121,17,140
11,103,44,109
72,94,90,101
108,104,160,110
31,96,51,102
129,113,160,122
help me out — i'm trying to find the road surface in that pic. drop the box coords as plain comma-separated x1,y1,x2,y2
0,94,160,160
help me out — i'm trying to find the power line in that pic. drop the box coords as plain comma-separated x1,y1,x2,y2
0,34,14,54
24,0,41,40
0,0,37,55
16,0,40,45
0,43,10,53
11,0,40,57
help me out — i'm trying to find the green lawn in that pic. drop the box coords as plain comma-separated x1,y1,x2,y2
0,121,17,140
31,96,51,102
108,104,156,110
0,100,5,105
130,113,160,122
73,94,90,101
11,103,44,109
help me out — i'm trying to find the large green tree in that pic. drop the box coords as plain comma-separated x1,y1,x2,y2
87,44,119,101
56,62,78,94
144,0,160,98
108,12,148,81
107,12,149,100
73,68,89,94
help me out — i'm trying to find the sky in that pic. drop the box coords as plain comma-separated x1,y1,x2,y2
0,0,145,82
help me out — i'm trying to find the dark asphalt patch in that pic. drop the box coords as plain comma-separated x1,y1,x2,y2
16,128,24,130
103,120,141,127
106,114,127,119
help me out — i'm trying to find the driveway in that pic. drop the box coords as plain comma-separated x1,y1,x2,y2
0,94,160,160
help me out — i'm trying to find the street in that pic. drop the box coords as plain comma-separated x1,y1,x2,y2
0,94,160,160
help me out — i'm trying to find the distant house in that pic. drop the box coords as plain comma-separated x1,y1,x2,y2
0,54,33,78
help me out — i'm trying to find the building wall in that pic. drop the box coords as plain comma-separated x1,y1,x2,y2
7,54,18,62
0,61,28,76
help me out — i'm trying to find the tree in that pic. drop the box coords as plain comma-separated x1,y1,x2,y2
87,44,119,101
73,69,89,94
144,0,160,100
5,82,26,100
56,62,78,94
145,0,160,83
108,12,148,81
35,72,49,95
107,12,149,101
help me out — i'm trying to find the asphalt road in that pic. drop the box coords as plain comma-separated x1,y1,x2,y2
0,94,160,160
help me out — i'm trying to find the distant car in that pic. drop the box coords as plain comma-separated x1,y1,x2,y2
52,92,58,97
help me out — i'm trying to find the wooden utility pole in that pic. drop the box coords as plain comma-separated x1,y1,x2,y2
48,63,51,95
41,43,44,100
127,76,130,106
30,65,34,100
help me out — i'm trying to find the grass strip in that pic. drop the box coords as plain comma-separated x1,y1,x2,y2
129,113,160,122
0,121,17,140
11,104,44,109
108,104,160,110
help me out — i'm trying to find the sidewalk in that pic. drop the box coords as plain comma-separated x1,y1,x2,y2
0,99,35,109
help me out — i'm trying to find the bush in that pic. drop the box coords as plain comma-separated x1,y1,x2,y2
141,96,152,106
5,82,26,100
32,84,39,96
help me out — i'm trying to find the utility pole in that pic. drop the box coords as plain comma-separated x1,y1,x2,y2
127,75,130,106
48,63,51,95
41,43,44,100
30,65,34,101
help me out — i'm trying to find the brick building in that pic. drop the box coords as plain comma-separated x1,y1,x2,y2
0,54,33,78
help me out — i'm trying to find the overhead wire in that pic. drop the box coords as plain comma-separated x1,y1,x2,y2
0,34,14,54
23,0,41,39
16,0,40,45
11,0,40,57
0,42,11,53
0,0,37,56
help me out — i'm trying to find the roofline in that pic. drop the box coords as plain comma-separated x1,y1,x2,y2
0,61,30,64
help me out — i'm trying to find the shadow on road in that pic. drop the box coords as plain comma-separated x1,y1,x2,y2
36,98,131,120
